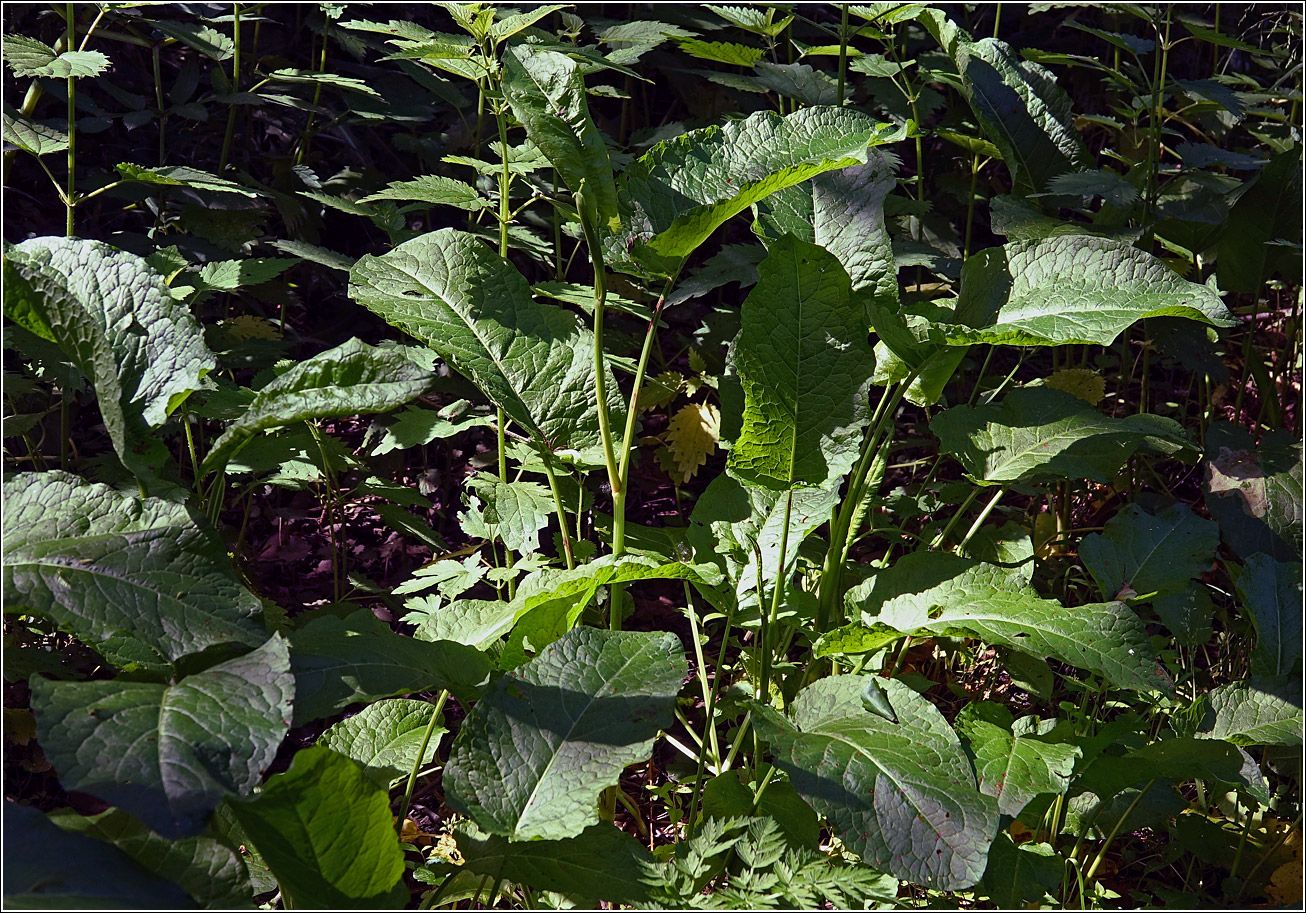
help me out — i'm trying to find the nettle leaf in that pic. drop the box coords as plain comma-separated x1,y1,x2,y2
30,636,293,838
350,228,618,461
1203,423,1304,562
288,610,491,725
753,61,839,106
1236,553,1304,678
357,174,490,210
317,698,444,790
1080,504,1219,601
454,821,653,906
502,45,620,233
1199,677,1303,747
940,237,1236,347
930,386,1190,485
3,803,195,909
952,37,1090,194
194,257,298,291
2,471,263,670
503,555,729,668
677,38,766,66
3,237,216,483
467,472,554,555
412,597,518,652
727,235,876,491
2,33,110,78
149,19,234,60
201,338,433,474
859,550,1174,694
754,675,1000,891
613,107,906,276
445,626,686,840
955,704,1080,817
116,163,258,196
228,746,407,909
48,806,251,908
2,110,69,155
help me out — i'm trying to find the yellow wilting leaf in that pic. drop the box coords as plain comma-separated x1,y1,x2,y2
665,402,720,484
1267,826,1302,905
1044,368,1106,404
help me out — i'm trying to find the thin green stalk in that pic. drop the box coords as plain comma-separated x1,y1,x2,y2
541,453,576,569
685,595,738,837
682,581,721,763
183,412,201,491
930,486,982,550
1082,780,1155,896
759,492,794,712
218,3,240,173
396,689,450,830
963,155,982,259
295,16,330,165
152,42,165,164
65,3,76,237
955,486,1007,554
836,3,849,105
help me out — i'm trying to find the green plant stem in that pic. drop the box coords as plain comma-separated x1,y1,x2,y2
759,492,794,714
682,581,721,763
955,485,1007,553
541,453,576,569
685,595,738,837
836,3,849,105
307,422,343,601
296,17,330,165
816,364,923,633
183,412,201,492
930,485,981,550
1082,779,1155,898
65,3,76,237
152,42,165,164
218,3,240,174
396,689,450,831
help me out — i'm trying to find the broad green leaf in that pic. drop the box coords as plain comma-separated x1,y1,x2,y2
467,472,554,555
754,675,1000,890
116,163,257,196
955,704,1080,816
613,107,906,276
1040,169,1139,208
317,698,445,790
357,174,490,210
3,803,195,909
859,550,1175,694
1236,554,1303,678
228,746,406,909
1199,677,1303,747
1153,583,1215,647
752,61,839,105
676,38,766,66
194,257,298,291
149,20,234,60
266,67,382,97
48,807,251,908
490,4,568,40
951,38,1090,194
688,471,838,612
2,110,69,155
502,45,620,233
930,386,1190,485
2,471,263,670
1216,146,1302,293
201,338,433,473
445,626,686,840
349,228,618,460
1079,504,1219,601
3,237,216,483
2,34,110,78
1203,423,1304,562
941,237,1235,347
30,636,293,837
502,555,728,668
288,609,491,725
454,821,653,905
752,152,900,320
701,770,821,850
980,832,1064,909
812,621,904,659
412,597,518,651
727,235,876,490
